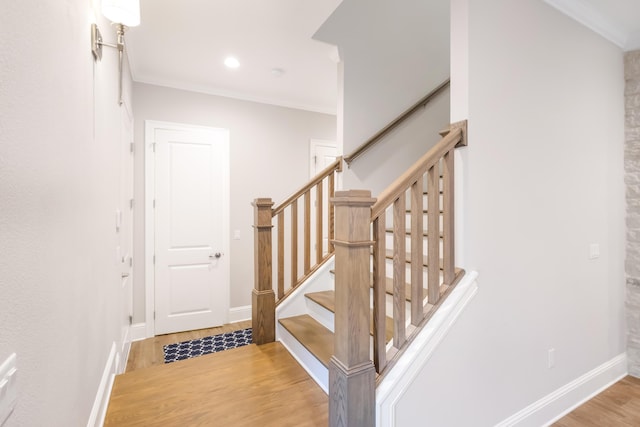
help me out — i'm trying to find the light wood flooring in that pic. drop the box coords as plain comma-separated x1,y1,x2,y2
553,376,640,426
117,324,640,426
107,323,327,427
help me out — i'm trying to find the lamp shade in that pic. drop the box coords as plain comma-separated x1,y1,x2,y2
101,0,140,27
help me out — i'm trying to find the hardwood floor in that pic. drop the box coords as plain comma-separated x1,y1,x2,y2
126,320,252,372
108,340,328,426
553,376,640,426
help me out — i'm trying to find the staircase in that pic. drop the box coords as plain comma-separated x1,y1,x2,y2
252,121,468,426
274,167,464,390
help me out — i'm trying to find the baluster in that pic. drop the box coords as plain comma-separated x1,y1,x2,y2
427,165,440,304
252,198,275,344
328,172,335,253
393,193,406,348
316,181,323,263
373,213,387,373
291,200,298,287
410,179,424,325
329,190,376,427
443,149,455,285
304,190,311,274
277,212,284,300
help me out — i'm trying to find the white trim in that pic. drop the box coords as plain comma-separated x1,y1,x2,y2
133,77,337,115
496,353,627,427
376,271,479,427
228,305,252,323
543,0,627,49
130,323,148,342
145,120,231,337
308,139,338,178
87,343,117,427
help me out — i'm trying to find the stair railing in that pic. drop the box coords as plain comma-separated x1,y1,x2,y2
343,79,450,166
330,121,467,426
252,157,343,344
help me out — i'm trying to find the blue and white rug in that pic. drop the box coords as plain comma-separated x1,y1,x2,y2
163,328,252,364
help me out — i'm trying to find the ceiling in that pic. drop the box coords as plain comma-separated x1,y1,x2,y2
544,0,640,50
126,0,640,117
126,0,342,114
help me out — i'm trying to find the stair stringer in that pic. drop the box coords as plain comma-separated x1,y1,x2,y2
375,271,479,427
275,257,335,393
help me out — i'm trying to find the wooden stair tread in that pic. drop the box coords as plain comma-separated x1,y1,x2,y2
404,209,444,214
305,291,394,342
384,228,444,238
329,270,428,302
382,249,462,273
368,274,428,303
279,315,333,368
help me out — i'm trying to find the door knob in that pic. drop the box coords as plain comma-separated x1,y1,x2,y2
209,253,222,259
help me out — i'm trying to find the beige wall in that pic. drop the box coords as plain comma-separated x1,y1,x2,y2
132,83,336,323
0,1,133,425
397,0,626,425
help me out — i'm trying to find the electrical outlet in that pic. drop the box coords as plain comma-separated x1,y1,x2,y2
548,348,555,369
0,353,17,425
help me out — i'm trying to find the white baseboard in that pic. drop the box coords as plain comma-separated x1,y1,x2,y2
496,353,628,427
130,323,148,342
86,343,117,427
229,305,251,323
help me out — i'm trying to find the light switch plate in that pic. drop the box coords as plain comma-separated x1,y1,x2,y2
0,353,17,426
589,243,600,260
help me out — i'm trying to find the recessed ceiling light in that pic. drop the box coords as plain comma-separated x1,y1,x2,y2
224,57,240,69
271,68,285,77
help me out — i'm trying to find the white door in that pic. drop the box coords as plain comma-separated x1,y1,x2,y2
153,125,230,335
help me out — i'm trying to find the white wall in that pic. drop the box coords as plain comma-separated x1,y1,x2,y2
395,1,626,425
0,1,133,425
315,0,451,193
132,83,336,322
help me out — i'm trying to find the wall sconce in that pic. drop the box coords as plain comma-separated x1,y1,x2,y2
91,0,141,105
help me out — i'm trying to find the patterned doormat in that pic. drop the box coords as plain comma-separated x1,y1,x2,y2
163,328,252,364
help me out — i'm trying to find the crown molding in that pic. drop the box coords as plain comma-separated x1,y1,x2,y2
543,0,627,49
132,76,337,116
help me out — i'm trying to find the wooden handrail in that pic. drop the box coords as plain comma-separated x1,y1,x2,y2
272,157,343,216
343,79,450,166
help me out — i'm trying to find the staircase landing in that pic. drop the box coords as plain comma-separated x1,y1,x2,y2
105,342,327,426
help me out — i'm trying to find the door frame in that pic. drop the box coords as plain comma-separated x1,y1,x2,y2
144,120,230,337
309,139,338,178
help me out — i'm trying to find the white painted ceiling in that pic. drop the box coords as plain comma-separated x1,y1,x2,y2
544,0,640,50
126,0,342,114
126,0,640,117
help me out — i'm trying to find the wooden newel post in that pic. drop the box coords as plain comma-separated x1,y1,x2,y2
329,190,376,427
252,198,275,345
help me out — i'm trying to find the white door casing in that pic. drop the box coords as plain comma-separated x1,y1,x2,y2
118,104,134,372
145,121,230,336
309,139,338,178
309,140,338,256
